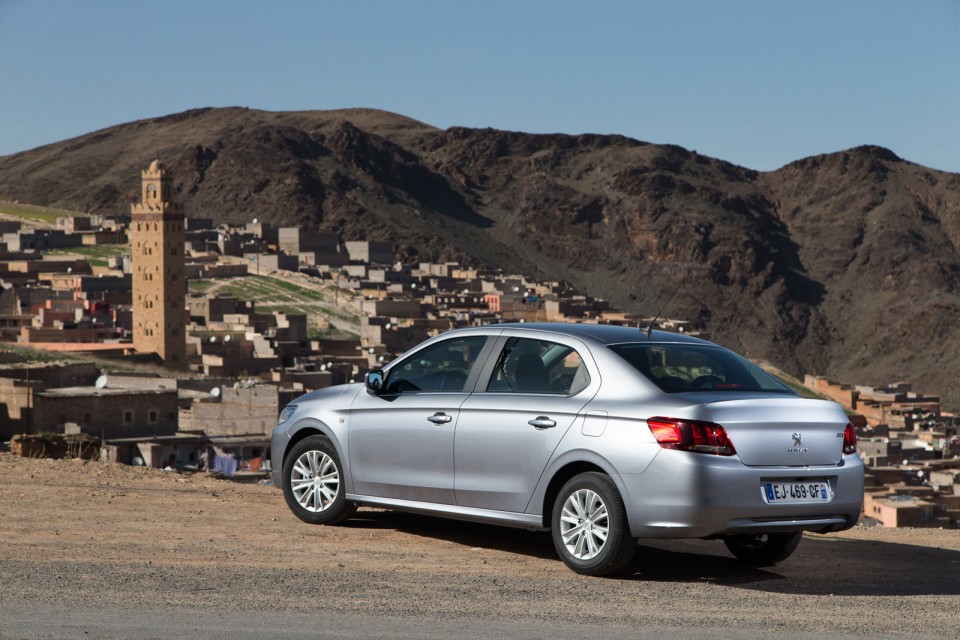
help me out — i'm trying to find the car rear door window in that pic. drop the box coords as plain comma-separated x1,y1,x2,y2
485,337,591,395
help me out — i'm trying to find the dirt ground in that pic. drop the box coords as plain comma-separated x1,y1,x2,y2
1,453,959,639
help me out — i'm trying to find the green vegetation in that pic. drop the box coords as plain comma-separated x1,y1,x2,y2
188,279,214,293
777,377,829,400
0,343,196,377
216,276,339,309
756,362,832,401
266,277,325,300
48,245,128,267
308,327,359,340
258,303,309,316
0,200,84,225
0,343,79,364
191,274,359,327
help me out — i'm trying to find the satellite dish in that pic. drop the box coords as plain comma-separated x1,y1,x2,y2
320,364,327,371
95,375,108,389
209,336,217,343
210,387,221,398
224,335,231,342
252,218,258,224
368,347,375,354
67,267,72,274
385,322,391,329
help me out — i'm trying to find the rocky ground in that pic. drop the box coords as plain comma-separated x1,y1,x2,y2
1,453,959,639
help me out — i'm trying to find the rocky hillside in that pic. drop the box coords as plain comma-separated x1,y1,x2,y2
2,107,960,406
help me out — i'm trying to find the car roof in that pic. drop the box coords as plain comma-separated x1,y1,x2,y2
479,322,713,347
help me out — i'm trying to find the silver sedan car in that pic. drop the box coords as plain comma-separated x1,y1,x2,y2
271,323,863,576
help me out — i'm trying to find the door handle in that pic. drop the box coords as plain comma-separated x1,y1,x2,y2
427,412,452,425
528,416,557,429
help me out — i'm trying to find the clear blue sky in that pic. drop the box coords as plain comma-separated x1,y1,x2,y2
1,0,958,172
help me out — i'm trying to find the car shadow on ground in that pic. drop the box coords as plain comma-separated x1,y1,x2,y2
343,510,960,596
342,509,557,559
629,535,960,596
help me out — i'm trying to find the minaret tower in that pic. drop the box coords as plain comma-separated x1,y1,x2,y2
130,160,186,368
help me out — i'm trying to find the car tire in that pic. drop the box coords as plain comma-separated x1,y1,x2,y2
723,531,803,566
551,472,636,576
282,435,356,525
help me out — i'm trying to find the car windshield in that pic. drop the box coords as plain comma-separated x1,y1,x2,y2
609,342,794,394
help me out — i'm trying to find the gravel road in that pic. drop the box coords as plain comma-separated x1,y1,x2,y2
1,454,958,639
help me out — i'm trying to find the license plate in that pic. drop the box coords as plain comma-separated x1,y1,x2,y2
763,481,831,504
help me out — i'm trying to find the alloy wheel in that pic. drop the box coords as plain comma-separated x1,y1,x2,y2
289,449,340,512
559,488,609,560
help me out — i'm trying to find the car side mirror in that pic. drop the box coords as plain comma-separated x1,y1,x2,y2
365,369,384,394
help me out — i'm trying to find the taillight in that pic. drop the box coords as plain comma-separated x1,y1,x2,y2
647,417,737,456
843,423,857,455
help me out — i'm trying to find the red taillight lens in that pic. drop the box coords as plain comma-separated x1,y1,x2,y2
843,423,857,455
647,418,683,444
647,417,737,456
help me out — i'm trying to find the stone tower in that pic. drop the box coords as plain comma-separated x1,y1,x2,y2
130,160,186,368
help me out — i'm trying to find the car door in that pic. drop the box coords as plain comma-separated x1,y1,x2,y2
348,334,493,504
454,333,599,513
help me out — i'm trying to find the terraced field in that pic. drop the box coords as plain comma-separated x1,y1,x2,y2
48,244,128,267
0,200,81,225
190,273,361,337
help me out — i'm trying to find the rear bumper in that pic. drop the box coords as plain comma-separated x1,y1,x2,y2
619,450,864,539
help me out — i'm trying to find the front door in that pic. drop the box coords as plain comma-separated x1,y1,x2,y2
348,334,490,504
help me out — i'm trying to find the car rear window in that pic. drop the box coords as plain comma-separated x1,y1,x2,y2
609,343,794,394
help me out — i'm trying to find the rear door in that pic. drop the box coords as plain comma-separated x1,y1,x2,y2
453,334,599,513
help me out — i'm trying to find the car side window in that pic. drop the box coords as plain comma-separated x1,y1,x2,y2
486,337,591,395
383,336,487,394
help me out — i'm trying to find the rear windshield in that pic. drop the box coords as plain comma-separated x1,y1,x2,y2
609,343,794,394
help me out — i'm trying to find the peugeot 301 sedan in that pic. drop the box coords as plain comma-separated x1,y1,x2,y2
271,323,864,576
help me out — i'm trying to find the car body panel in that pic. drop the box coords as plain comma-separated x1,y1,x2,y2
454,391,590,511
348,389,467,503
270,383,363,490
453,329,602,512
693,395,848,467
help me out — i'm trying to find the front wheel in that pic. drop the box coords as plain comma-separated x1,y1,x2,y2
282,435,356,525
551,472,636,576
723,531,803,566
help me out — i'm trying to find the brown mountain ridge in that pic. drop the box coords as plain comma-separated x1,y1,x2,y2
2,107,960,407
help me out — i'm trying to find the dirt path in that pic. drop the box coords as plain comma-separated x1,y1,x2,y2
1,453,958,638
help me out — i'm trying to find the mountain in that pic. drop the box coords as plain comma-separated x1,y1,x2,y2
2,107,960,407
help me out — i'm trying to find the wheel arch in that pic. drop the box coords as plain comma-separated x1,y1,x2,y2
283,419,353,493
540,457,622,530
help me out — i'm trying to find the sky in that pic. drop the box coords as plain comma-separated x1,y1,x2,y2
1,0,959,172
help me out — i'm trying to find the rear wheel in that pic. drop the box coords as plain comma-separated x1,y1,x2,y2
723,531,803,566
282,435,356,525
551,472,636,576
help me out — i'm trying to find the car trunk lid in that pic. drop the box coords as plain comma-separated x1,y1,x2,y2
691,395,848,467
